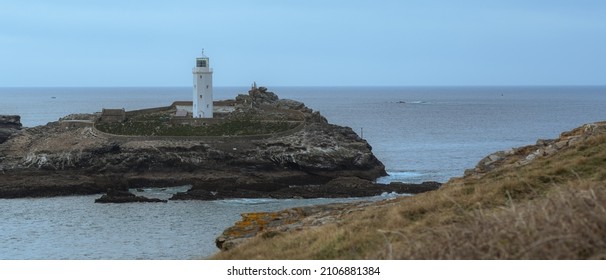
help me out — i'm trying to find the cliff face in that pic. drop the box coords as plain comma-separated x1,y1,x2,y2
0,90,387,198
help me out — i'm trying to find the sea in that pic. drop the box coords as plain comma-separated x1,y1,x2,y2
1,86,606,259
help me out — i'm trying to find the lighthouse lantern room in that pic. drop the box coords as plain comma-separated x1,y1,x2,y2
192,50,213,118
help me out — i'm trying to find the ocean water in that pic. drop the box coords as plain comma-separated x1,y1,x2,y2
1,86,606,259
0,186,392,259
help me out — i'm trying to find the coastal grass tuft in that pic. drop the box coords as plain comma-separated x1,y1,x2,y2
213,133,606,259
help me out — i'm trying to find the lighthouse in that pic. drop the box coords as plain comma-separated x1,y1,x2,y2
192,50,213,118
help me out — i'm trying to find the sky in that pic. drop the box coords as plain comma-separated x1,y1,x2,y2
1,0,605,87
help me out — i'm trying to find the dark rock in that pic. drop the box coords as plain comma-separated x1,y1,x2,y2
385,181,441,193
0,173,105,198
170,176,440,201
170,189,219,200
0,115,22,144
94,188,167,203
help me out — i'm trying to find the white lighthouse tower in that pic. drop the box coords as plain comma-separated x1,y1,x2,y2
192,50,213,118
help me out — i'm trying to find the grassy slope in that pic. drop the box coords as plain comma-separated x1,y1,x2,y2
96,110,298,136
213,132,606,259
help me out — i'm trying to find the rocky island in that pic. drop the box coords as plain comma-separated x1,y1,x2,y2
0,87,439,200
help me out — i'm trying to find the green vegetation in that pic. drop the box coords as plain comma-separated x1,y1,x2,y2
213,133,606,259
95,111,301,136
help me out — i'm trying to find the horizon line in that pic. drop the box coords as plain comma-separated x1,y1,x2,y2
1,84,606,88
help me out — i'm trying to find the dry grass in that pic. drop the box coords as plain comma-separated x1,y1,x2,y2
213,134,606,259
382,182,606,259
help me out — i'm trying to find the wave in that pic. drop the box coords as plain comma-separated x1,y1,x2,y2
393,100,430,104
131,185,192,195
388,171,424,177
216,198,281,205
378,192,413,199
376,171,424,184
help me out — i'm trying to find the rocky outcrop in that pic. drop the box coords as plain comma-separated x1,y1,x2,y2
464,121,606,178
94,188,167,203
235,87,279,107
170,177,440,200
0,89,387,198
216,202,368,250
0,115,22,144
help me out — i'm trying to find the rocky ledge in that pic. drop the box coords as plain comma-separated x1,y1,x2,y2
216,202,367,250
170,177,440,200
463,121,606,178
94,188,167,203
0,88,393,199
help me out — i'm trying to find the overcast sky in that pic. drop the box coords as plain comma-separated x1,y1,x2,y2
1,0,605,87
